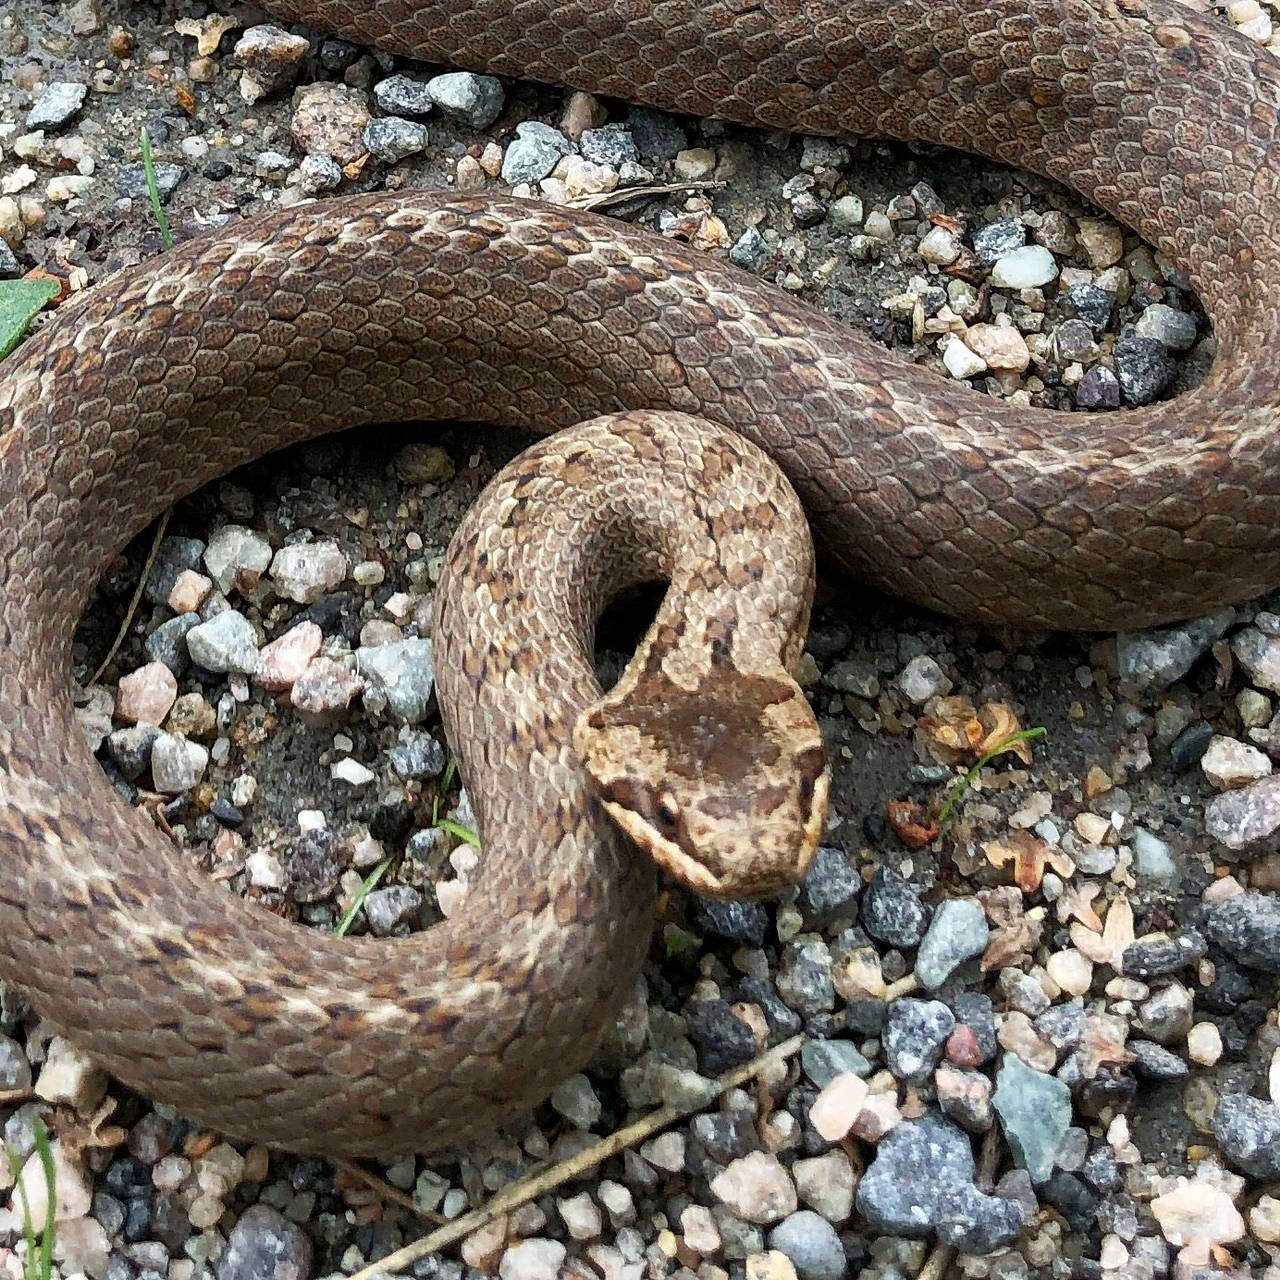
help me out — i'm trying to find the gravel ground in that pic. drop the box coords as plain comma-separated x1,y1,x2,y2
2,2,1280,1279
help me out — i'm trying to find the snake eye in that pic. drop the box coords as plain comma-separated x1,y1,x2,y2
655,792,681,830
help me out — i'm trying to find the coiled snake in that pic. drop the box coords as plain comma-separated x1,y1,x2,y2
0,0,1278,1155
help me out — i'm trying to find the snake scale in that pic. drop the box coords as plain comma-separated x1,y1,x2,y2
0,0,1277,1155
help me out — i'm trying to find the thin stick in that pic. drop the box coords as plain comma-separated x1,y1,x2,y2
917,1243,956,1280
333,1158,445,1222
89,508,171,686
566,179,725,211
348,1033,805,1280
0,1088,35,1106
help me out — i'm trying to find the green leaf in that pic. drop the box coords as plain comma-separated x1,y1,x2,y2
4,1115,55,1280
435,818,480,848
0,278,59,361
139,126,173,251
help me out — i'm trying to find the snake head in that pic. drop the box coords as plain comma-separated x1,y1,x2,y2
574,659,829,900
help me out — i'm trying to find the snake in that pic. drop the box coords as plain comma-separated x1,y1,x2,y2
0,0,1277,1157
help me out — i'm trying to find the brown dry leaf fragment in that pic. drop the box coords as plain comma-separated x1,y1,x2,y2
57,1096,127,1158
1070,896,1135,968
917,698,1032,767
978,886,1044,969
1056,881,1103,930
174,13,240,55
975,702,1032,762
983,830,1075,894
886,800,938,850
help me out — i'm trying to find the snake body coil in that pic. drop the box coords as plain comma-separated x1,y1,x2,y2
0,0,1278,1154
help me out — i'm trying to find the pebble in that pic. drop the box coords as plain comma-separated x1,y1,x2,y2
271,541,349,604
107,725,159,779
291,656,363,715
36,1036,107,1110
1186,1022,1223,1066
861,866,928,948
234,25,309,100
1127,1040,1188,1081
168,569,211,614
187,610,259,675
1066,282,1115,331
1205,775,1280,849
362,885,423,935
765,1211,845,1280
373,74,434,116
558,1192,602,1241
942,336,987,380
796,846,860,924
115,662,178,726
792,1151,853,1223
150,733,210,794
27,81,87,130
801,1038,871,1088
1234,623,1280,692
897,654,951,703
710,1152,797,1225
993,1054,1072,1183
550,1074,601,1129
680,1203,720,1253
972,219,1025,264
1075,364,1121,410
215,1204,312,1280
378,734,443,786
204,525,273,594
0,1035,30,1090
363,116,429,162
358,638,434,722
1151,1181,1244,1254
502,122,573,185
117,161,184,201
1134,302,1197,350
148,537,204,606
1213,1095,1280,1178
883,999,955,1084
963,323,1031,372
915,898,989,989
989,244,1057,289
1116,609,1233,690
1114,333,1175,404
808,1072,869,1141
1201,734,1271,789
1137,982,1193,1043
936,1064,994,1133
855,1113,1023,1249
1121,930,1206,978
290,82,370,165
255,623,323,691
427,72,504,128
1207,891,1280,971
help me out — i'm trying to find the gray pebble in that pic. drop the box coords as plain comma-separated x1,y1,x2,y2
766,1211,845,1280
1212,1094,1280,1179
580,124,639,168
796,846,860,925
856,1113,1022,1249
373,75,434,117
363,885,423,936
1121,930,1206,978
116,161,185,202
883,998,954,1084
1114,333,1175,405
359,638,435,723
426,72,504,129
993,1053,1071,1184
107,725,160,781
388,731,447,780
216,1204,313,1280
861,866,928,948
501,122,572,184
1075,363,1121,410
1127,1040,1189,1081
27,81,87,131
730,226,771,274
145,536,206,605
915,898,989,990
1134,302,1197,351
693,898,769,946
800,1038,871,1088
1207,891,1280,972
972,218,1025,265
363,117,429,163
0,240,19,278
1116,609,1233,691
150,732,209,794
1065,282,1114,332
145,614,201,677
187,610,259,675
0,1034,30,1090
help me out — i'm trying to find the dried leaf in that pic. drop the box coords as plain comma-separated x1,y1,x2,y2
1056,881,1103,930
1070,896,1134,968
886,800,938,850
983,830,1075,894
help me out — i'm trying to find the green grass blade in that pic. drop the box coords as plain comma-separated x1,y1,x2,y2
139,126,173,250
936,726,1047,828
336,858,392,937
435,818,480,848
32,1119,55,1280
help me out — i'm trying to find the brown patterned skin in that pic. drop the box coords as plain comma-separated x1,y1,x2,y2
0,0,1277,1154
